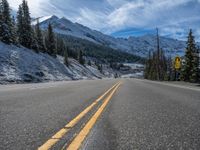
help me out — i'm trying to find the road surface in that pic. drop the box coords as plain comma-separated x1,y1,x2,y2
0,79,200,150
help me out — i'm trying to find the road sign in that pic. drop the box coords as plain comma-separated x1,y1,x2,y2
174,56,181,69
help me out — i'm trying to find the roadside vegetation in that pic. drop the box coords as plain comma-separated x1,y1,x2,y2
144,29,200,83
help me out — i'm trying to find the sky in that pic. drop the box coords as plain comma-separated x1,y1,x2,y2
9,0,200,41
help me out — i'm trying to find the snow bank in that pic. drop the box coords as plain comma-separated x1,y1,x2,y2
0,42,104,84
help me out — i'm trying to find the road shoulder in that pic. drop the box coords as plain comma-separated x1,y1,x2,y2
138,79,200,92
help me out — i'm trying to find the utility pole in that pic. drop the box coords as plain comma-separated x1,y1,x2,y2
156,28,160,80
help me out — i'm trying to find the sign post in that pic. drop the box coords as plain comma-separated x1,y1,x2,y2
174,56,181,81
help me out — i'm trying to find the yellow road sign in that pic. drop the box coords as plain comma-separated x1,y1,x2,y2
174,56,181,69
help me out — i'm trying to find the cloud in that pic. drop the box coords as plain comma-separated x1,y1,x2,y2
75,8,108,30
8,0,200,41
107,0,200,41
8,0,51,17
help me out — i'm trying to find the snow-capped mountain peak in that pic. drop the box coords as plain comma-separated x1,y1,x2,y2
32,15,59,25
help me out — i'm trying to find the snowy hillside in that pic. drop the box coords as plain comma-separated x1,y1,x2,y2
0,42,106,84
36,15,187,57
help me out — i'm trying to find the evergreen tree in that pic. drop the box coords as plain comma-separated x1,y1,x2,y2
67,47,78,59
88,60,92,66
56,37,65,55
16,5,23,45
198,48,200,82
78,50,85,65
144,50,152,79
17,0,32,48
144,29,174,81
45,23,56,57
11,16,18,45
166,56,174,81
151,52,158,80
0,0,13,44
0,6,3,41
99,64,103,73
64,48,69,66
96,63,103,73
35,19,45,52
31,28,39,52
159,49,168,80
144,49,168,80
181,29,197,82
190,45,199,82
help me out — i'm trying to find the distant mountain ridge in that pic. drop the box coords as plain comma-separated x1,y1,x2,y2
35,15,187,57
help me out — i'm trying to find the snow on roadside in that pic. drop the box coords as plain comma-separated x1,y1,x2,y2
0,42,105,84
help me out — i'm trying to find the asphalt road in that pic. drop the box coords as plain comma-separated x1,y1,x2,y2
0,79,200,150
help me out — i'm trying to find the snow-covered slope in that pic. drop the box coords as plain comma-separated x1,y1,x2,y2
37,15,187,57
0,42,106,84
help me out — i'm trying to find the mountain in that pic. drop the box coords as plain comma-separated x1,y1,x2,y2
35,15,187,57
32,16,142,63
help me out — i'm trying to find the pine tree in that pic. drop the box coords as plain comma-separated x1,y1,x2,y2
0,5,3,41
156,28,160,80
181,29,197,82
31,28,39,52
190,45,199,82
78,50,85,65
150,52,158,80
197,48,200,82
144,29,168,81
11,16,18,45
99,64,103,73
159,49,168,80
35,19,45,52
88,60,92,66
22,0,32,48
166,56,173,81
144,50,151,79
97,63,103,73
0,0,13,44
64,48,69,66
144,49,168,81
45,23,56,57
56,37,65,55
67,48,78,59
17,0,32,48
16,5,23,45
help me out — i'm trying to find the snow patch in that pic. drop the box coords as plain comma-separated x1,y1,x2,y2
0,42,106,84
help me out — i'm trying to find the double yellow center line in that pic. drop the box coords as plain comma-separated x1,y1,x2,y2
38,82,121,150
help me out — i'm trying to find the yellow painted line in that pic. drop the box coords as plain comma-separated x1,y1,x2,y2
38,82,120,150
67,82,121,150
